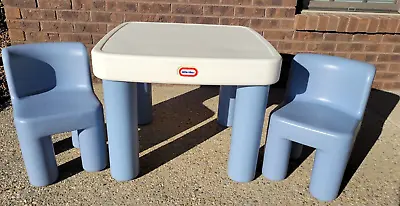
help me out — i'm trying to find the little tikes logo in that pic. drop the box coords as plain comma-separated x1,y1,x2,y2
178,67,198,77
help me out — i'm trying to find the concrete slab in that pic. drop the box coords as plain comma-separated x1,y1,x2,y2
0,84,398,205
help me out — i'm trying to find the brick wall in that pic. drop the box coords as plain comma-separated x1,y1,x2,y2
2,0,400,90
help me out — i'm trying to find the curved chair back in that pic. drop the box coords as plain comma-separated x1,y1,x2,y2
285,53,376,118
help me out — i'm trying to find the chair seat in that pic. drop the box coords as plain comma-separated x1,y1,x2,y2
273,101,360,138
14,89,102,137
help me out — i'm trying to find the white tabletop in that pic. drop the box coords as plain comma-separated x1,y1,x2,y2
92,22,282,85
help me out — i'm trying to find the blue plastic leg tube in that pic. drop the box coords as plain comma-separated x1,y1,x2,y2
228,85,269,182
103,80,140,181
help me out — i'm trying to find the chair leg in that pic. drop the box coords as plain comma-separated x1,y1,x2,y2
217,86,237,127
78,111,107,172
18,135,58,186
103,80,140,181
262,130,291,181
72,130,79,148
309,148,352,201
290,142,303,160
137,83,152,125
228,85,269,182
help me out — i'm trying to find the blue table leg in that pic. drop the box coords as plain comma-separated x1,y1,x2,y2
72,130,79,148
103,80,139,181
137,83,153,125
217,86,237,127
228,85,269,182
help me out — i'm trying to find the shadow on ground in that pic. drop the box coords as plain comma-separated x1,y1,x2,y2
339,89,399,194
55,85,225,181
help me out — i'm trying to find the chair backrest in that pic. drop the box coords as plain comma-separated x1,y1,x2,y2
2,42,92,101
285,53,376,118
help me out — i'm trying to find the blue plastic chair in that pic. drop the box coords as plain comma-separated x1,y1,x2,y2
2,42,107,187
262,53,376,201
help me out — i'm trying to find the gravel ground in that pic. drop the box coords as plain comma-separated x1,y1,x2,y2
0,84,399,205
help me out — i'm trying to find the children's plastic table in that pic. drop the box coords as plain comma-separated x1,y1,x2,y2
92,22,282,182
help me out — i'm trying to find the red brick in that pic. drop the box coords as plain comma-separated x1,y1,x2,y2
221,0,251,5
57,10,90,21
293,31,323,41
91,11,124,23
74,23,107,33
280,19,294,29
390,82,400,89
305,15,319,30
372,81,384,89
172,4,203,15
37,0,71,9
279,41,306,51
138,3,171,13
394,45,400,53
170,15,186,23
252,0,272,6
377,54,400,62
337,16,349,32
263,30,293,40
4,7,21,19
365,54,378,62
107,23,120,32
92,34,105,44
204,6,234,16
60,33,92,44
271,0,282,6
382,35,400,43
269,41,279,49
294,14,307,30
8,29,25,41
25,32,60,42
188,0,220,4
376,72,400,81
350,53,367,61
265,8,295,18
41,21,74,32
21,9,56,20
397,21,400,33
250,19,279,29
187,16,219,24
3,0,36,8
389,64,400,72
326,15,340,31
387,18,398,33
352,34,382,42
323,33,352,42
282,0,296,6
221,18,250,26
375,64,389,72
125,14,170,22
365,44,394,53
72,0,105,10
357,17,369,32
116,1,138,12
7,19,39,31
383,82,396,89
317,15,329,31
377,17,390,33
367,17,379,33
346,16,359,32
336,43,364,52
106,1,116,11
235,7,265,18
315,43,336,52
